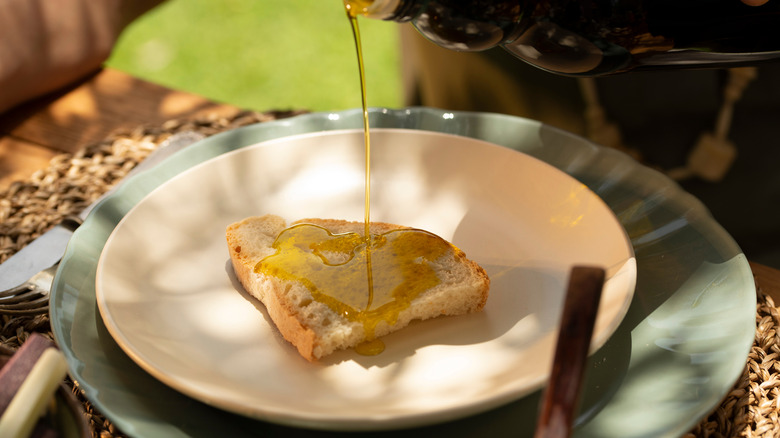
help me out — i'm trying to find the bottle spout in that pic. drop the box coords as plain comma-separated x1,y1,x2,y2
344,0,402,19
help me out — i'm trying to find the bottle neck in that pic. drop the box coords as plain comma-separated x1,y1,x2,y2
345,0,423,22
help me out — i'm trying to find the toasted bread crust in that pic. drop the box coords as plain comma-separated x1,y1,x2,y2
227,215,319,361
226,214,489,361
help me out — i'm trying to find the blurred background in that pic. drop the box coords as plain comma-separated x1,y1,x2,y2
108,0,403,112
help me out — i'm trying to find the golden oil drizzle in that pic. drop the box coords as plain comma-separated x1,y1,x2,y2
254,224,453,353
259,2,449,357
346,4,378,351
345,2,372,240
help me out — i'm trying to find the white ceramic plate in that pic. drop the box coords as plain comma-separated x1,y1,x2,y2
95,128,635,430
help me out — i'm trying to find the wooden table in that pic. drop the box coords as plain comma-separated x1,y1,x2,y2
0,68,240,189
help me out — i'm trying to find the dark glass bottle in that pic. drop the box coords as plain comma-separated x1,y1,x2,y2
345,0,780,76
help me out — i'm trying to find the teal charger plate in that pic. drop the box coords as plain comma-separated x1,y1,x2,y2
50,107,755,437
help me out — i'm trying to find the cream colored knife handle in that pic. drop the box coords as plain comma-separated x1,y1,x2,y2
0,348,68,438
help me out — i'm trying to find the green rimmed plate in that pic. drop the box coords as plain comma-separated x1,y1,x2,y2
50,107,754,437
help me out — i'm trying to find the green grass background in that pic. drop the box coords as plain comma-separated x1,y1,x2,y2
107,0,403,112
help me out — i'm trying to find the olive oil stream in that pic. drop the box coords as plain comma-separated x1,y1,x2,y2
254,2,453,357
348,3,381,355
346,5,372,242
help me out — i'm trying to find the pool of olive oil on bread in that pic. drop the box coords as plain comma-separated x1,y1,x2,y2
226,215,490,361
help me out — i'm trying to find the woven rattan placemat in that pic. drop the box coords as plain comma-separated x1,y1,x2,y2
0,110,777,437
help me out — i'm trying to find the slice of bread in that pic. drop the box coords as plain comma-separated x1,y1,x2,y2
226,214,489,361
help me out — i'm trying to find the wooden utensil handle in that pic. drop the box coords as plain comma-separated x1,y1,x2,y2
534,266,606,438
